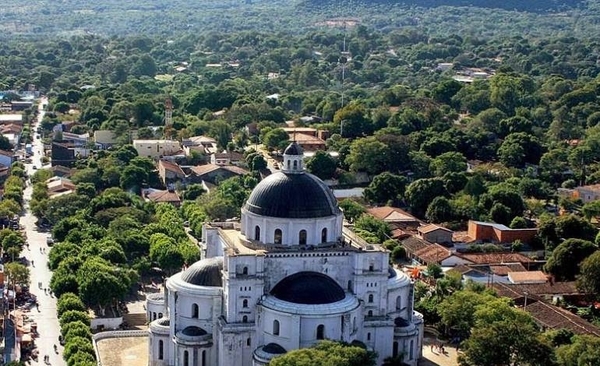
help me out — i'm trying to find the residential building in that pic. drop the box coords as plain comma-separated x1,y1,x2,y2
189,164,249,185
467,220,538,244
211,151,244,166
133,140,181,159
158,160,186,186
366,207,422,229
146,142,423,366
0,115,22,125
0,150,14,168
507,271,548,284
46,177,76,198
94,130,119,149
145,189,181,207
573,184,600,203
417,224,453,244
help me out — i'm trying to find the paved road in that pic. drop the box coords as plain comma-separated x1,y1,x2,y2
20,97,66,365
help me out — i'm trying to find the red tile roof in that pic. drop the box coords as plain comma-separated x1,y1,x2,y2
414,243,452,264
147,190,181,203
525,300,600,337
457,252,535,265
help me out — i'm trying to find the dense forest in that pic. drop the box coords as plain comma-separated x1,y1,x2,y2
2,0,600,38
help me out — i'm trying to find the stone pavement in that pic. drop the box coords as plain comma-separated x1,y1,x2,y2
419,337,460,366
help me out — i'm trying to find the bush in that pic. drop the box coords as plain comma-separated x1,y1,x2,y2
64,322,92,343
57,293,86,318
59,310,90,328
392,246,406,262
63,336,95,361
67,351,96,366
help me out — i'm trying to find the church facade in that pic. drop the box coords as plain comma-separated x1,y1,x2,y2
146,142,423,366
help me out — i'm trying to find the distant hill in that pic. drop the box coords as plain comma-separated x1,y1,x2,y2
298,0,584,13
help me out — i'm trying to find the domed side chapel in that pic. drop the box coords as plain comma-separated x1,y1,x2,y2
147,142,423,366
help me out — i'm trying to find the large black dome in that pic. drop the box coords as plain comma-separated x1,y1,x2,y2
270,272,345,304
244,172,340,219
180,257,223,287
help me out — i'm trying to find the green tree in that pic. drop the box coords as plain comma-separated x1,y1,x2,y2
76,258,130,315
305,151,337,180
576,251,600,298
262,128,289,152
405,178,448,217
544,238,597,281
430,151,467,177
59,310,91,328
182,184,205,201
556,335,600,366
363,172,407,206
57,293,86,318
345,137,391,175
459,298,556,366
269,340,376,366
338,200,366,223
439,289,496,339
4,262,30,287
354,214,392,244
426,196,454,223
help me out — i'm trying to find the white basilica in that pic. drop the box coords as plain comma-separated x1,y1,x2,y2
146,142,423,366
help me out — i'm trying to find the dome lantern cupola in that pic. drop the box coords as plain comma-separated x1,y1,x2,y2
282,141,304,174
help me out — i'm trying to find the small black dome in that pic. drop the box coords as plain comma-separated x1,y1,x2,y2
271,272,345,304
181,326,208,337
180,257,223,287
244,172,340,219
263,343,287,354
283,141,303,156
395,317,411,327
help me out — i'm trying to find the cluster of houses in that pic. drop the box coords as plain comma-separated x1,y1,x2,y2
363,205,600,338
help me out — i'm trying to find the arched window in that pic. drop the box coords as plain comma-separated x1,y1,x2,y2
368,310,373,317
393,342,399,357
247,338,251,346
242,266,248,275
367,332,371,341
192,303,199,318
396,296,402,310
287,160,290,169
242,315,248,323
158,313,163,319
293,160,298,169
274,229,282,244
254,226,261,241
299,230,307,245
243,299,248,308
153,312,157,320
183,350,189,366
316,324,325,340
321,228,327,243
202,350,206,366
273,320,280,335
158,340,164,360
368,294,374,303
369,264,374,272
347,280,352,292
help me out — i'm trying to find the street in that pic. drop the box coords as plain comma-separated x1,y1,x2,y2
19,97,66,365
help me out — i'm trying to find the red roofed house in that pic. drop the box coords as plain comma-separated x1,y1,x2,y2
158,160,186,185
145,189,181,207
468,220,538,244
366,206,422,229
